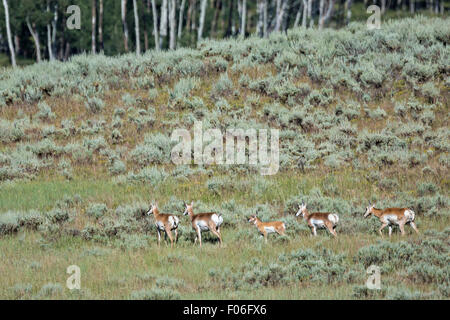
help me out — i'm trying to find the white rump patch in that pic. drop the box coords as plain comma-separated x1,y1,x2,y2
404,209,415,222
169,215,179,229
328,214,339,225
212,214,223,228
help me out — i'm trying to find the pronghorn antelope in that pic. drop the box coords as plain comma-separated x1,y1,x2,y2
364,203,419,237
183,201,223,247
248,215,286,243
296,202,339,237
147,202,180,247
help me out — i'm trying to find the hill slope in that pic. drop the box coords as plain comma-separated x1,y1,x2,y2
0,16,449,299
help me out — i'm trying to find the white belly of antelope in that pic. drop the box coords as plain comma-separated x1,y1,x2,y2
383,215,399,225
263,226,276,234
156,221,165,231
196,220,210,231
311,219,325,228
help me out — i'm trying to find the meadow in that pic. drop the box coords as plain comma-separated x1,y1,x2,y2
0,16,449,300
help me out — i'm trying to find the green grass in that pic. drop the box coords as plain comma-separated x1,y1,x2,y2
2,227,446,299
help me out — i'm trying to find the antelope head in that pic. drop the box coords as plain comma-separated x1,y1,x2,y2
248,214,258,225
147,201,158,216
296,202,307,217
364,202,374,218
183,201,194,216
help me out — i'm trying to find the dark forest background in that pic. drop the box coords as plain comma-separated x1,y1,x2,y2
0,0,447,67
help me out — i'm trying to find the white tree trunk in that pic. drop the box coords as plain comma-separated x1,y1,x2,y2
92,0,96,54
52,3,58,56
178,0,186,38
121,0,129,52
302,0,308,27
151,0,160,50
169,0,176,49
409,0,414,13
2,0,16,67
99,0,103,50
319,0,324,29
319,0,335,30
198,0,207,41
256,0,264,36
344,0,352,25
26,17,41,63
47,1,54,60
133,0,140,54
240,0,247,36
160,0,168,47
274,0,287,32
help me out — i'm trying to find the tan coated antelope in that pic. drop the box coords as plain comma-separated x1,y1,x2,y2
248,215,286,243
147,202,180,247
296,202,339,237
183,201,223,247
364,203,419,237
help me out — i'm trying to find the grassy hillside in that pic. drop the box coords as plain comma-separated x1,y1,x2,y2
0,16,449,300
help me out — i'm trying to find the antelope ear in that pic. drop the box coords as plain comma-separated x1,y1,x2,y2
191,201,194,207
155,201,158,208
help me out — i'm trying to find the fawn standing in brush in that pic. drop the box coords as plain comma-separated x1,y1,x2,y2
248,215,286,243
364,203,419,237
296,202,339,237
183,201,223,247
147,202,180,247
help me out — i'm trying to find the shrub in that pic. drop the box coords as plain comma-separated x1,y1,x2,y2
9,283,33,299
385,287,424,300
36,101,56,121
45,207,70,224
420,82,439,101
121,93,137,106
417,182,438,196
126,167,167,185
84,97,105,113
130,288,181,300
37,283,63,298
0,211,20,236
0,119,25,143
131,133,173,166
155,276,185,289
18,210,44,230
212,73,233,97
86,203,108,219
